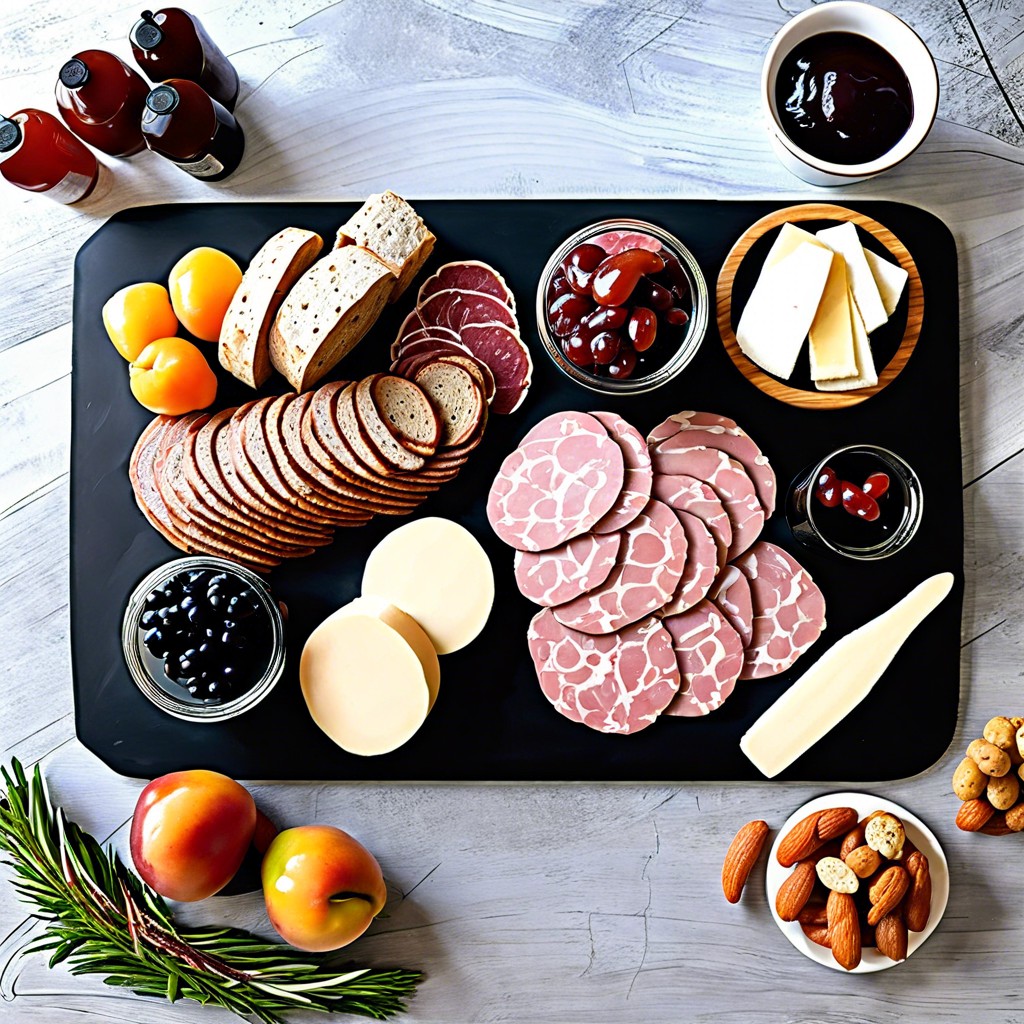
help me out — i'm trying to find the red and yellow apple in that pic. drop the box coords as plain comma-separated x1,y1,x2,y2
261,825,387,952
130,769,256,901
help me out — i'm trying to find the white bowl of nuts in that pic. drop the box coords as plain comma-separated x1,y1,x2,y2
765,793,949,973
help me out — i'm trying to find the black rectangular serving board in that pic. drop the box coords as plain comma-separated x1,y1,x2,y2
71,199,962,782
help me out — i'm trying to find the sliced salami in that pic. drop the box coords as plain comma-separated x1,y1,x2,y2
527,610,680,735
651,472,732,566
418,261,515,311
657,507,717,616
733,541,826,679
553,499,685,635
590,411,654,533
487,427,624,552
513,531,620,607
708,564,754,649
648,445,764,559
662,600,745,717
648,411,777,516
417,289,517,334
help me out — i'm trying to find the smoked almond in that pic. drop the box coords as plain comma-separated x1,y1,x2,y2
844,845,882,879
875,909,908,962
980,811,1011,836
903,850,931,932
798,902,828,927
775,860,816,921
801,922,830,948
826,891,861,971
956,797,995,832
722,819,769,904
817,807,858,842
777,811,824,867
867,865,909,926
839,825,865,860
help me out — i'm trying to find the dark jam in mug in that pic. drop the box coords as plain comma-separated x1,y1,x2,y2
775,31,913,164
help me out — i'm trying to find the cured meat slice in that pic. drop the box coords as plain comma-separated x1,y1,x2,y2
527,610,680,735
657,508,716,616
487,427,624,552
733,540,826,679
648,445,764,559
456,322,532,415
417,261,516,311
590,411,654,533
513,531,620,607
651,472,732,565
391,335,469,365
417,289,517,334
553,499,686,634
392,314,462,354
648,411,777,516
520,410,608,447
592,230,662,254
708,564,754,649
662,600,745,717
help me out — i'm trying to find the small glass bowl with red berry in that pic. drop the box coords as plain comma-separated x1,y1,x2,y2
787,444,923,560
536,218,708,393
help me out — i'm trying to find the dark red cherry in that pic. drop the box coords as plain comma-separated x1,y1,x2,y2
841,481,881,521
581,305,628,333
591,249,665,306
634,280,673,312
662,252,691,301
589,330,621,365
548,293,593,337
627,308,657,352
606,344,638,380
862,472,890,499
815,465,840,508
548,272,573,299
666,307,690,326
562,333,595,368
563,243,607,295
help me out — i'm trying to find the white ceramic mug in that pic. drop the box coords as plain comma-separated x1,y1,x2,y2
761,2,938,186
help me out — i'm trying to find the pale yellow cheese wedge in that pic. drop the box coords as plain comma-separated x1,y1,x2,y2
362,517,494,655
816,290,878,391
735,241,834,379
808,254,857,381
331,595,440,711
300,614,429,757
864,248,908,318
816,222,888,334
740,573,954,778
763,222,827,269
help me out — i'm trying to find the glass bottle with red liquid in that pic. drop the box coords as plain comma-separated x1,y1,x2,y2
0,109,99,204
130,8,239,111
141,80,244,181
55,49,149,158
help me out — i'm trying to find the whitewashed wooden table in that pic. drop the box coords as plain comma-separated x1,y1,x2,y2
1,0,1023,1020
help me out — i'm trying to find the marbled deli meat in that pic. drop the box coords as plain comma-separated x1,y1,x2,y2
513,531,620,607
662,600,745,717
657,508,718,616
651,472,732,566
733,541,826,679
590,410,654,533
553,499,686,634
708,564,755,648
527,610,680,734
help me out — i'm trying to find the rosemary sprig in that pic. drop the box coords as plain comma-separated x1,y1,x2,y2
0,759,420,1022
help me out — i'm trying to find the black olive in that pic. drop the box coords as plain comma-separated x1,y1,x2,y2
140,609,159,629
144,590,162,611
180,595,196,611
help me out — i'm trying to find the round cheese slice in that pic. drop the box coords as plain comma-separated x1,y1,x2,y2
330,595,441,711
361,517,494,654
300,613,429,756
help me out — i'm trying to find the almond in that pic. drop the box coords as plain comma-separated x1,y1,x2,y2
798,902,828,927
826,890,861,971
903,850,931,932
775,860,816,921
839,825,865,860
722,819,769,904
777,811,824,867
980,811,1011,836
867,865,910,926
801,922,830,948
956,797,995,832
817,806,858,842
844,844,882,879
875,909,908,961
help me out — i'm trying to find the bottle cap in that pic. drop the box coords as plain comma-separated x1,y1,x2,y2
146,84,179,114
133,11,163,50
0,118,22,153
59,58,90,89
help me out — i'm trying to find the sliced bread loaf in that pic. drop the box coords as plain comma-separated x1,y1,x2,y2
269,246,395,392
354,375,429,472
219,227,323,388
335,191,435,301
410,362,483,448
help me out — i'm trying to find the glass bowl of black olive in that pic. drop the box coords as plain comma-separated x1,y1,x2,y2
121,556,286,722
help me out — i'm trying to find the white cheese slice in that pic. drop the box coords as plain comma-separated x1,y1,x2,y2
815,222,889,334
329,596,440,711
816,291,878,391
300,613,429,756
740,573,954,779
735,241,834,379
864,248,908,318
361,517,494,654
763,222,828,269
808,254,857,381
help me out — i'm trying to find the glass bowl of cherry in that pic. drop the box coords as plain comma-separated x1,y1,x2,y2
121,556,286,723
536,218,709,394
787,444,923,560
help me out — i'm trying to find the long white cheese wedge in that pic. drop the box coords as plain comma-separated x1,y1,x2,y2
816,290,879,391
864,248,909,318
816,222,889,334
763,222,827,269
740,573,955,778
736,241,833,379
362,516,494,655
808,254,857,381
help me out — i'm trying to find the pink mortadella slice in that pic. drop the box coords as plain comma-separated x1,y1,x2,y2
657,507,717,617
708,564,754,649
651,472,732,567
527,609,680,734
590,411,654,534
513,530,620,607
